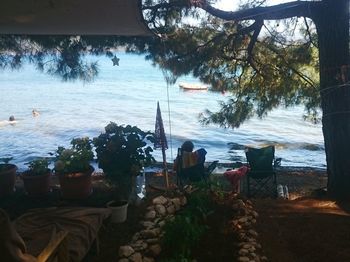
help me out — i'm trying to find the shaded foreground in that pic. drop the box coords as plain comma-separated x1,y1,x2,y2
2,168,350,261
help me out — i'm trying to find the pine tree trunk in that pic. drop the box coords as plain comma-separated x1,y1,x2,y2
314,0,350,199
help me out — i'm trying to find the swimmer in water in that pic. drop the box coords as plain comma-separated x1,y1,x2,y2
32,109,40,117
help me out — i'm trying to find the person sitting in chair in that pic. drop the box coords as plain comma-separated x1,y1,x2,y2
174,140,207,185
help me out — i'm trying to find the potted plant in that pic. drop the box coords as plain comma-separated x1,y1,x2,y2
22,158,51,196
94,122,155,222
54,137,94,199
0,157,17,197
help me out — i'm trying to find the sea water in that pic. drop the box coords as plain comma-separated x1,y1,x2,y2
0,52,326,170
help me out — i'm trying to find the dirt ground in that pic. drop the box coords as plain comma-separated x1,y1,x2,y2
253,170,350,262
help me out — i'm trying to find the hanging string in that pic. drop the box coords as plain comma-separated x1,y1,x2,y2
160,36,175,162
166,80,174,161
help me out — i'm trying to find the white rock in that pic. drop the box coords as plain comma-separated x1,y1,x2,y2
170,198,181,210
180,196,187,206
131,241,148,251
143,257,155,262
140,229,158,238
252,211,259,218
148,244,162,256
248,229,258,237
146,238,159,244
140,221,155,228
144,210,157,220
158,220,166,228
239,248,249,255
155,204,167,216
119,245,135,257
152,196,168,205
238,256,250,262
132,232,141,242
129,252,143,262
166,205,176,214
238,217,248,223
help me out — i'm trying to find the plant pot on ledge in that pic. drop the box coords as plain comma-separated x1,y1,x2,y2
22,170,51,196
22,158,51,197
53,137,95,200
0,163,17,197
58,165,94,199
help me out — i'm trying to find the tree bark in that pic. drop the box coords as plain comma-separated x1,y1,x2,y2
313,0,350,199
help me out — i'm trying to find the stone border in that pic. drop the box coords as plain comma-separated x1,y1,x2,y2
118,193,187,262
118,190,267,262
229,198,267,262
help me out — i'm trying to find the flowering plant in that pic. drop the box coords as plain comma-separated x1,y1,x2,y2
54,137,94,174
93,122,155,200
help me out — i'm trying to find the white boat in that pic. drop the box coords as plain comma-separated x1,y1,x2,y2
179,82,208,90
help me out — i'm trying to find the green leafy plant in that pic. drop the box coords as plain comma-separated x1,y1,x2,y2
161,214,207,260
54,137,94,174
26,158,50,176
161,188,213,261
93,122,155,200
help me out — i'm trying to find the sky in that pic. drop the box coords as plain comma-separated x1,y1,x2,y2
215,0,290,11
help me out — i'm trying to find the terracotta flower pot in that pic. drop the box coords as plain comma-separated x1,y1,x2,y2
0,164,17,197
22,170,51,196
58,165,94,199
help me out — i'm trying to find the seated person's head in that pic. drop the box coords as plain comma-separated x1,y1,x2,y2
8,116,15,121
181,141,194,152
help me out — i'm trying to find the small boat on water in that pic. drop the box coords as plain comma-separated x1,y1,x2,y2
179,82,208,90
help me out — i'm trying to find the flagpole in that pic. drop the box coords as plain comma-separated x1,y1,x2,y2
162,146,169,188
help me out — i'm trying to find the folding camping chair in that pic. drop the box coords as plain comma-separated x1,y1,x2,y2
245,145,281,197
175,148,217,187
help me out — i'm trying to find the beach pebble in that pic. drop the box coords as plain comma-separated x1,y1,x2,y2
142,257,155,262
157,220,166,228
170,198,181,210
155,204,167,216
166,205,176,215
238,256,250,262
248,229,258,237
129,252,142,262
238,217,248,223
132,232,141,242
119,245,135,257
131,241,148,252
239,248,249,255
140,229,159,239
152,196,168,205
145,238,159,244
148,244,162,257
144,210,156,220
140,221,155,229
180,196,187,206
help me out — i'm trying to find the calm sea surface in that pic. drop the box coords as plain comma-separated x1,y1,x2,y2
0,52,326,170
